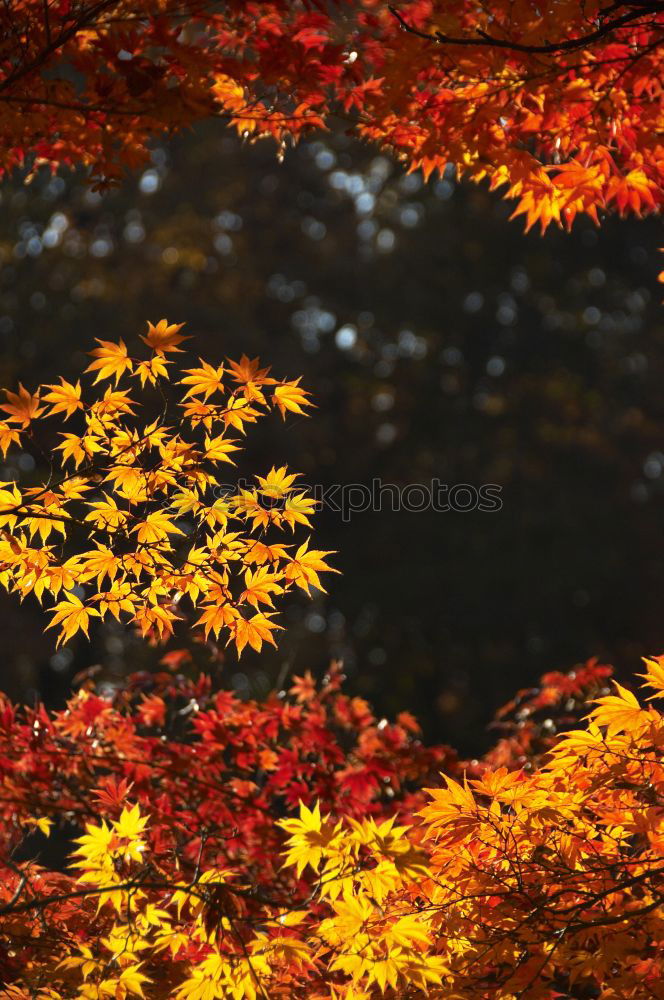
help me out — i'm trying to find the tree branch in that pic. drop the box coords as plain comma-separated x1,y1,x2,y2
388,3,664,55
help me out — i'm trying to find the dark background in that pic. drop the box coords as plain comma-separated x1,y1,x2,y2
0,123,662,754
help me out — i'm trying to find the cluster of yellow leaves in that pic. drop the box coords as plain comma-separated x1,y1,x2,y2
0,322,336,653
5,659,664,999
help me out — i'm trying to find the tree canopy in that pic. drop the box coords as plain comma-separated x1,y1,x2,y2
2,1,663,230
0,652,662,997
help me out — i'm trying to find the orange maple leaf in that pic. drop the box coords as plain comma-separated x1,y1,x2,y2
0,383,44,427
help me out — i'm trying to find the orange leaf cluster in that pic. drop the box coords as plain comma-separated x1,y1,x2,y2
0,321,336,653
0,657,662,997
1,1,662,230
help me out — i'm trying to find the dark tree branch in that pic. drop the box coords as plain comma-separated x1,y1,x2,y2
388,2,664,56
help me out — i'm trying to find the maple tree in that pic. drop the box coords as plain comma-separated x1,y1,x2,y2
0,646,661,998
0,320,336,653
1,1,662,231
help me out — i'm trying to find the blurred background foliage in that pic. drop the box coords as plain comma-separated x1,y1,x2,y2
0,124,662,753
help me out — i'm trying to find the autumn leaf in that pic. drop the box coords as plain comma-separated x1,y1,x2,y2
0,421,22,456
227,354,274,385
180,360,226,400
590,681,650,737
239,566,284,609
42,378,84,419
0,329,334,659
273,379,312,419
203,434,240,464
0,383,44,428
280,801,341,876
637,656,664,700
46,593,99,646
135,355,171,386
231,612,283,654
284,539,338,594
132,512,185,545
141,319,188,354
87,339,134,384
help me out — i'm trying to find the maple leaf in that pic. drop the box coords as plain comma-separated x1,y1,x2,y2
0,482,22,531
24,815,53,836
638,656,664,700
46,593,100,646
606,168,657,216
132,512,185,545
239,566,284,609
56,431,104,468
418,774,478,842
134,355,171,386
141,319,188,354
256,465,299,499
231,612,283,655
227,354,274,385
0,421,22,456
134,602,177,641
87,339,134,384
244,540,291,565
42,378,84,419
0,383,44,427
284,539,338,594
92,776,135,811
79,545,120,587
590,681,650,737
273,379,312,419
114,964,151,998
180,360,226,400
281,492,318,531
85,494,129,532
114,803,149,842
203,434,240,464
280,801,342,876
104,463,150,502
94,387,137,418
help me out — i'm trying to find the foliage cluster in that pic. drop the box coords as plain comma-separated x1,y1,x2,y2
2,1,662,230
0,652,660,998
0,324,335,652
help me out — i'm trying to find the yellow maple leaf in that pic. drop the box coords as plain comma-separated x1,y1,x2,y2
256,465,299,499
203,433,240,464
273,378,312,419
231,611,283,654
46,593,99,646
42,378,83,419
180,359,226,400
195,600,238,639
0,383,44,427
240,566,284,609
141,318,187,354
284,539,338,594
638,656,664,700
0,420,22,456
79,545,120,586
56,431,104,468
134,355,171,386
226,353,274,385
0,482,22,531
114,803,149,842
85,494,129,532
280,801,342,876
87,339,134,384
590,682,650,737
24,816,53,836
132,512,185,544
